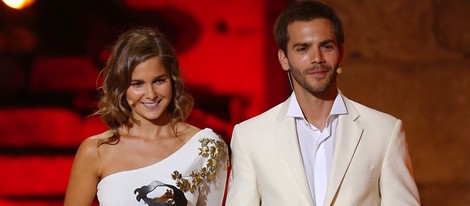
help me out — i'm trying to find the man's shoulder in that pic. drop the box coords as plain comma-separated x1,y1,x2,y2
343,96,400,126
236,100,287,129
240,102,285,121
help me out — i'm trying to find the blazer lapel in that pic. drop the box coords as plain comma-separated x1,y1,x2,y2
324,96,364,205
273,98,314,205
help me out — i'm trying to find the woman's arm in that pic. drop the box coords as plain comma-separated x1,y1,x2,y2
64,137,101,206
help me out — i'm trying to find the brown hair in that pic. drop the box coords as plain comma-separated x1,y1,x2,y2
96,27,193,144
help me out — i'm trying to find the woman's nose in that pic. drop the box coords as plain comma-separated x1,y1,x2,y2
145,86,157,99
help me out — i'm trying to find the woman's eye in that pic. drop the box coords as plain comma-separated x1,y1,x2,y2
154,78,167,84
131,82,143,87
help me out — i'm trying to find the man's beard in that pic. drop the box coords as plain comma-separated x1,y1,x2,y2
289,63,337,96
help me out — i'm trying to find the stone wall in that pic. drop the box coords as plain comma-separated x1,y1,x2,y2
321,0,470,205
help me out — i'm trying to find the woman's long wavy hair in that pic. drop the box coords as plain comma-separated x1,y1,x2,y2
96,27,193,145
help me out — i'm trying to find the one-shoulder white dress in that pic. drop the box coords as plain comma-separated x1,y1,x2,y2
96,128,229,206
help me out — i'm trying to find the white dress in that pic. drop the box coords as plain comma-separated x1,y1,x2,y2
96,128,229,206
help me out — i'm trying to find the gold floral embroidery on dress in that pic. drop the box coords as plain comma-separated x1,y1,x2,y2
171,137,229,193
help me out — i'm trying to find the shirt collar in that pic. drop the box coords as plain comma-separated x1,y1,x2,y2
286,92,348,118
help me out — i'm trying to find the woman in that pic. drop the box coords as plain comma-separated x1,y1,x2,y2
64,27,229,206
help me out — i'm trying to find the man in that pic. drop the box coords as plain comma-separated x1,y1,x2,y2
225,1,420,205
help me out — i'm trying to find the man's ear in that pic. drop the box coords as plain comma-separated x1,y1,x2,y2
278,50,290,71
339,45,345,65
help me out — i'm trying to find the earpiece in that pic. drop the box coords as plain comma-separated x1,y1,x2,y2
287,71,294,91
127,99,134,106
336,67,342,74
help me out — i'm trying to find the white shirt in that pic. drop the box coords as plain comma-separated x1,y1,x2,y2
286,92,347,206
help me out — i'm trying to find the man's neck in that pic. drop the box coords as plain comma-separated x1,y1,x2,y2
294,88,338,130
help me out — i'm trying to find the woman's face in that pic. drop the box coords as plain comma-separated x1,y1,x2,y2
126,56,173,123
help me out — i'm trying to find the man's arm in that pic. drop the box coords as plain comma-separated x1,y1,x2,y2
225,124,261,206
380,120,421,205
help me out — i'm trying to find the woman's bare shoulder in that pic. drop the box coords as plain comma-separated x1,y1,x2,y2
76,130,114,158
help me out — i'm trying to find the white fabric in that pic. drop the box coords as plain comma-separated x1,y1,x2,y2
96,128,227,206
286,93,347,205
226,93,421,205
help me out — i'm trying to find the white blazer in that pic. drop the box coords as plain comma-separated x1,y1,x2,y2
226,94,420,205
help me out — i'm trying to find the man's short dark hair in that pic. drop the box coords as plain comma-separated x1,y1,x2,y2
273,1,344,53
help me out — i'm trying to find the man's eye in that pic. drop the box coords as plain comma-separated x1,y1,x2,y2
296,47,307,52
321,44,334,50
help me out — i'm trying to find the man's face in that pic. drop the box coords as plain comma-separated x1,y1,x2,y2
278,18,343,96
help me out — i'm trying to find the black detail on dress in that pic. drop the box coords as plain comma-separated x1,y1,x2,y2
134,180,188,206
